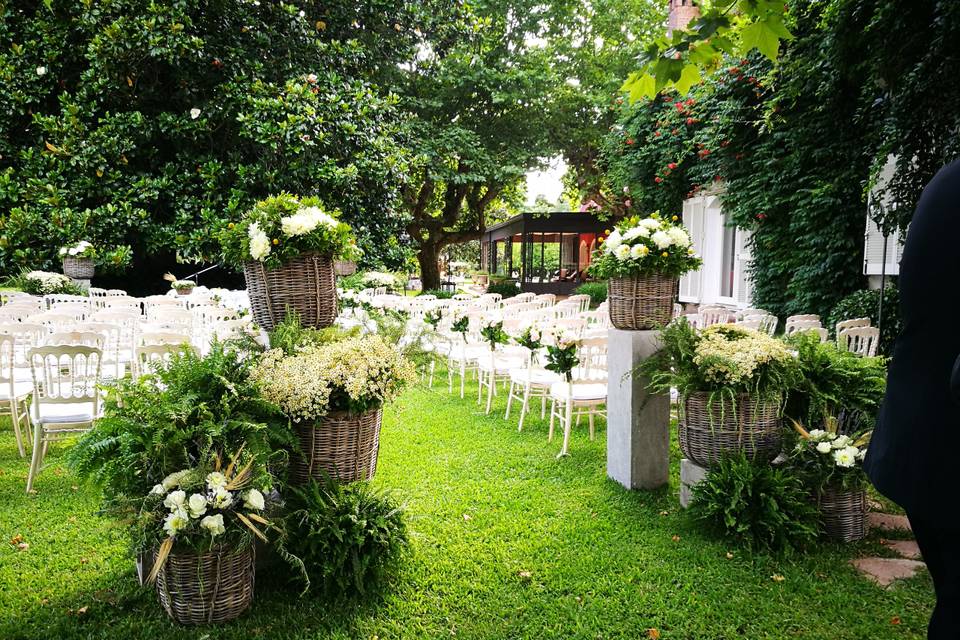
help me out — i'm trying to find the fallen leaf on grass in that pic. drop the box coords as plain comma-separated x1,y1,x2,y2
68,516,77,523
671,535,680,542
725,552,734,560
517,570,532,580
647,628,661,639
16,542,29,551
890,616,901,626
462,514,472,522
76,606,88,615
771,574,785,583
659,510,669,516
80,558,89,565
10,534,23,546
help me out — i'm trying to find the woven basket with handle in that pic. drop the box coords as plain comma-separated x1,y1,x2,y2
678,392,782,468
334,259,357,276
62,257,95,279
290,408,383,485
156,545,254,625
243,252,337,330
819,486,868,542
607,274,676,330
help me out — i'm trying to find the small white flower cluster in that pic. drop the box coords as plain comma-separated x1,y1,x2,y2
248,221,272,261
807,430,867,468
603,217,693,263
150,470,265,539
694,325,794,386
362,272,398,287
252,335,416,421
58,240,94,258
23,270,73,294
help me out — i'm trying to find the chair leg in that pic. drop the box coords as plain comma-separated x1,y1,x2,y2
485,372,495,415
428,360,435,388
518,386,531,432
460,362,466,399
558,397,573,458
504,382,515,420
26,425,43,493
9,399,25,458
548,400,556,441
589,410,595,441
448,360,454,393
541,393,547,419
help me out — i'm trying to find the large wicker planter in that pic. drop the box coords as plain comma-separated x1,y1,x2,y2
174,285,195,296
155,545,255,625
290,408,383,485
334,259,357,276
678,392,782,468
819,486,868,542
608,274,676,330
62,257,95,279
243,252,337,330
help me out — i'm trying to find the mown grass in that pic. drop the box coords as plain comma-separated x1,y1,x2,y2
0,374,933,639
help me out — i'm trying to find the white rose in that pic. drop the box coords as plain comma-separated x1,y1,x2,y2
807,429,826,442
243,489,265,511
614,244,631,261
188,493,208,519
163,510,189,537
58,247,67,256
161,469,189,490
163,490,186,511
630,244,649,259
815,442,832,454
651,230,672,250
190,107,201,119
150,484,165,495
832,435,852,449
211,487,234,509
36,66,47,76
205,471,228,490
200,514,226,538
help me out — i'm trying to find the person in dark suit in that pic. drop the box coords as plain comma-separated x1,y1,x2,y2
865,159,960,639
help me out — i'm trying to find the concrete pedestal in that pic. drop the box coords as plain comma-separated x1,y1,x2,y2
679,458,709,508
70,278,90,292
606,329,670,490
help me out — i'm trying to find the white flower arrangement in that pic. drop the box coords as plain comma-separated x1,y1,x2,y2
590,213,702,280
21,270,76,295
789,417,872,492
58,240,95,259
251,334,416,421
693,325,796,387
362,271,398,288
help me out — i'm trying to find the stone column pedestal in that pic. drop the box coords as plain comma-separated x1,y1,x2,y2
606,329,670,490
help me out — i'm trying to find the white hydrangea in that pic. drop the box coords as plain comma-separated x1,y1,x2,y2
248,222,271,261
630,244,649,259
200,514,226,538
23,271,73,294
243,489,265,511
651,230,673,250
614,244,632,261
190,107,201,119
163,510,189,537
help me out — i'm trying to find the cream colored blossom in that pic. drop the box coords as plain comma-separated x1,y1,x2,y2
243,489,265,511
248,222,271,261
693,325,794,386
163,510,189,537
651,230,672,250
188,493,207,519
630,244,649,259
200,514,226,538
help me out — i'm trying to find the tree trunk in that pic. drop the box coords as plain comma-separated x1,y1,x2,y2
417,241,443,290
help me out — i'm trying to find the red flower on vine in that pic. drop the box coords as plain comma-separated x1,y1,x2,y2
655,177,663,184
668,162,678,170
626,138,635,145
686,117,696,125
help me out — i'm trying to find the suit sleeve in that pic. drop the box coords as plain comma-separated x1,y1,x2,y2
952,354,960,404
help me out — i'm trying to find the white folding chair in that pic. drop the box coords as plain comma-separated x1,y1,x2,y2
46,331,105,349
26,345,103,492
698,306,732,328
0,336,32,457
835,317,871,342
785,319,822,335
838,326,880,357
134,343,195,378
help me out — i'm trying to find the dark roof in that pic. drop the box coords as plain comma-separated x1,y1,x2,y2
483,211,609,239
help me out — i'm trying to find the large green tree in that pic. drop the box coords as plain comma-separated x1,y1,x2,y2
0,0,438,287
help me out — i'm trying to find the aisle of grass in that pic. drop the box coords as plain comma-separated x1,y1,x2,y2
0,375,934,639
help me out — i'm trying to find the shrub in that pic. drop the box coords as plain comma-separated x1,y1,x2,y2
690,455,820,553
6,270,84,295
283,478,408,596
574,281,607,307
827,286,901,355
419,289,453,299
486,281,520,299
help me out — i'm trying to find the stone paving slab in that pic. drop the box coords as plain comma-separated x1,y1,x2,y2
851,558,926,587
883,539,922,560
868,512,912,532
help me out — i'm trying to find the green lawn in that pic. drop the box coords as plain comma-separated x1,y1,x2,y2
0,375,934,639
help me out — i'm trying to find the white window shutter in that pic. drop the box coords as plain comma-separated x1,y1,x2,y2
734,228,753,306
863,217,901,276
679,197,705,303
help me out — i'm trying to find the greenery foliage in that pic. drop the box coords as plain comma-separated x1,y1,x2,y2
690,454,819,553
283,478,408,596
485,281,520,299
419,289,453,300
785,332,887,433
574,281,608,307
67,342,290,508
6,270,84,296
827,286,902,355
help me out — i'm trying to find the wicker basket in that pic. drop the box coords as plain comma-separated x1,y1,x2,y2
819,487,868,542
290,408,383,485
243,253,337,330
62,257,95,279
174,285,195,296
334,259,357,276
155,545,254,625
678,392,782,468
607,274,676,330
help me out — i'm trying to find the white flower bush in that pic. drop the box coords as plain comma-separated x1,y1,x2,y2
59,240,95,258
20,270,76,295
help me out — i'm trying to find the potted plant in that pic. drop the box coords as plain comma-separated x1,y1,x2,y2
589,214,701,330
58,241,133,279
219,193,358,330
164,273,197,296
143,451,274,624
251,333,415,484
788,417,872,542
642,319,800,468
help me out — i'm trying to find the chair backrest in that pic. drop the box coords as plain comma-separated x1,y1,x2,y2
27,311,79,330
28,345,102,412
5,295,45,311
139,331,192,346
46,330,105,348
0,307,31,323
737,318,763,331
102,296,142,314
786,314,820,326
576,337,608,381
793,326,829,343
835,317,871,337
106,289,127,296
47,302,90,320
0,322,46,367
737,307,769,321
0,335,15,387
698,306,732,328
43,294,88,309
565,294,592,313
785,319,822,335
452,293,473,301
838,326,880,357
134,343,193,378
